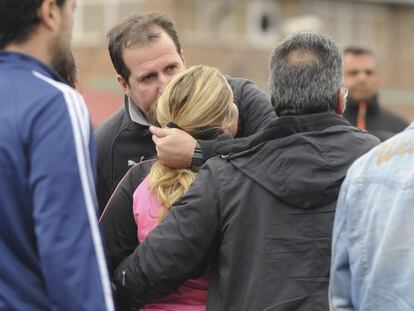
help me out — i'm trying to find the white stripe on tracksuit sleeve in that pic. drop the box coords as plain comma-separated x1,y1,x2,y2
31,71,114,311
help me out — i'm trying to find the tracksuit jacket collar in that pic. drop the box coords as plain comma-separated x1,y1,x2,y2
0,50,64,83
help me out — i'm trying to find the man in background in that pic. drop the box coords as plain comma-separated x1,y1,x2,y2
343,46,408,141
0,0,113,310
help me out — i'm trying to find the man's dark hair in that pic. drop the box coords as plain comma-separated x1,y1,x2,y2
0,0,66,49
107,12,182,81
55,50,77,88
269,32,343,116
343,45,375,57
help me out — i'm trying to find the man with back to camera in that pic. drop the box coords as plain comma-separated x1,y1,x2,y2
0,0,114,310
94,13,276,214
112,32,380,311
343,46,408,141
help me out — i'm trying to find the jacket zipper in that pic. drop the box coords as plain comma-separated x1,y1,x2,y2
122,270,126,286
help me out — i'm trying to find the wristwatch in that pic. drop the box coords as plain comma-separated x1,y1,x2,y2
191,141,204,172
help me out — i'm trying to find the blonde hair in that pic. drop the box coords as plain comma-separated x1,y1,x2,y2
148,65,234,222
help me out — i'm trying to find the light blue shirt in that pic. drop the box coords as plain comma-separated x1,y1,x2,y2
330,122,414,311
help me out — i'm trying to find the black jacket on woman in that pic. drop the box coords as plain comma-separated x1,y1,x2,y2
111,112,379,311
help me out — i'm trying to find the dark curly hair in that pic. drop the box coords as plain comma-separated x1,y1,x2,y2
0,0,66,48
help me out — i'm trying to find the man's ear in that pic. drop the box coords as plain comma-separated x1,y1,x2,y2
335,88,346,115
38,0,61,31
117,74,130,97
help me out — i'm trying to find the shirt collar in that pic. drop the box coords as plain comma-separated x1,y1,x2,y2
125,95,152,126
347,94,380,113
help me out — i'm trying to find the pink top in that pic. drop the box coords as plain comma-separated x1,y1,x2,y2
133,177,208,311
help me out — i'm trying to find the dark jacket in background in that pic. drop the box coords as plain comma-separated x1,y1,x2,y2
112,112,379,311
94,77,276,213
343,96,409,141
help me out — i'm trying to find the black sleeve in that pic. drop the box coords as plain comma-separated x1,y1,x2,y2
96,165,111,216
198,79,276,162
100,168,139,276
95,125,113,216
197,140,215,162
229,78,276,138
198,134,232,162
94,109,124,215
112,162,221,307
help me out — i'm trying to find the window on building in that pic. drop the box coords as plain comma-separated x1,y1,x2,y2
246,1,281,47
74,0,144,46
299,0,392,55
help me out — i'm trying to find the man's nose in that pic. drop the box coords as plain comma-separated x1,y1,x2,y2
357,72,368,82
158,74,169,94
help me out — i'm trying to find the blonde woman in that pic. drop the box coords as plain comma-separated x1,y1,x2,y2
100,65,238,310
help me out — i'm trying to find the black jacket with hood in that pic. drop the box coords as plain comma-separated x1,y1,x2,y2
94,77,275,213
112,112,379,311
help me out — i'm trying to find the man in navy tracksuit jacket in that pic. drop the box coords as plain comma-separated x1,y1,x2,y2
0,0,114,310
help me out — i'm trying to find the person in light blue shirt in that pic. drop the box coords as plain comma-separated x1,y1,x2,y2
330,122,414,311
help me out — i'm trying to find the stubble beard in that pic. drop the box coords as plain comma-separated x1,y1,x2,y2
145,105,159,126
49,35,73,79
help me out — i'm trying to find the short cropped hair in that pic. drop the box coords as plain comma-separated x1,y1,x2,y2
343,45,375,57
269,32,343,116
107,12,182,81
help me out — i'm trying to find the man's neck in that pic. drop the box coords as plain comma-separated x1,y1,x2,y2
126,97,154,126
5,36,52,68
